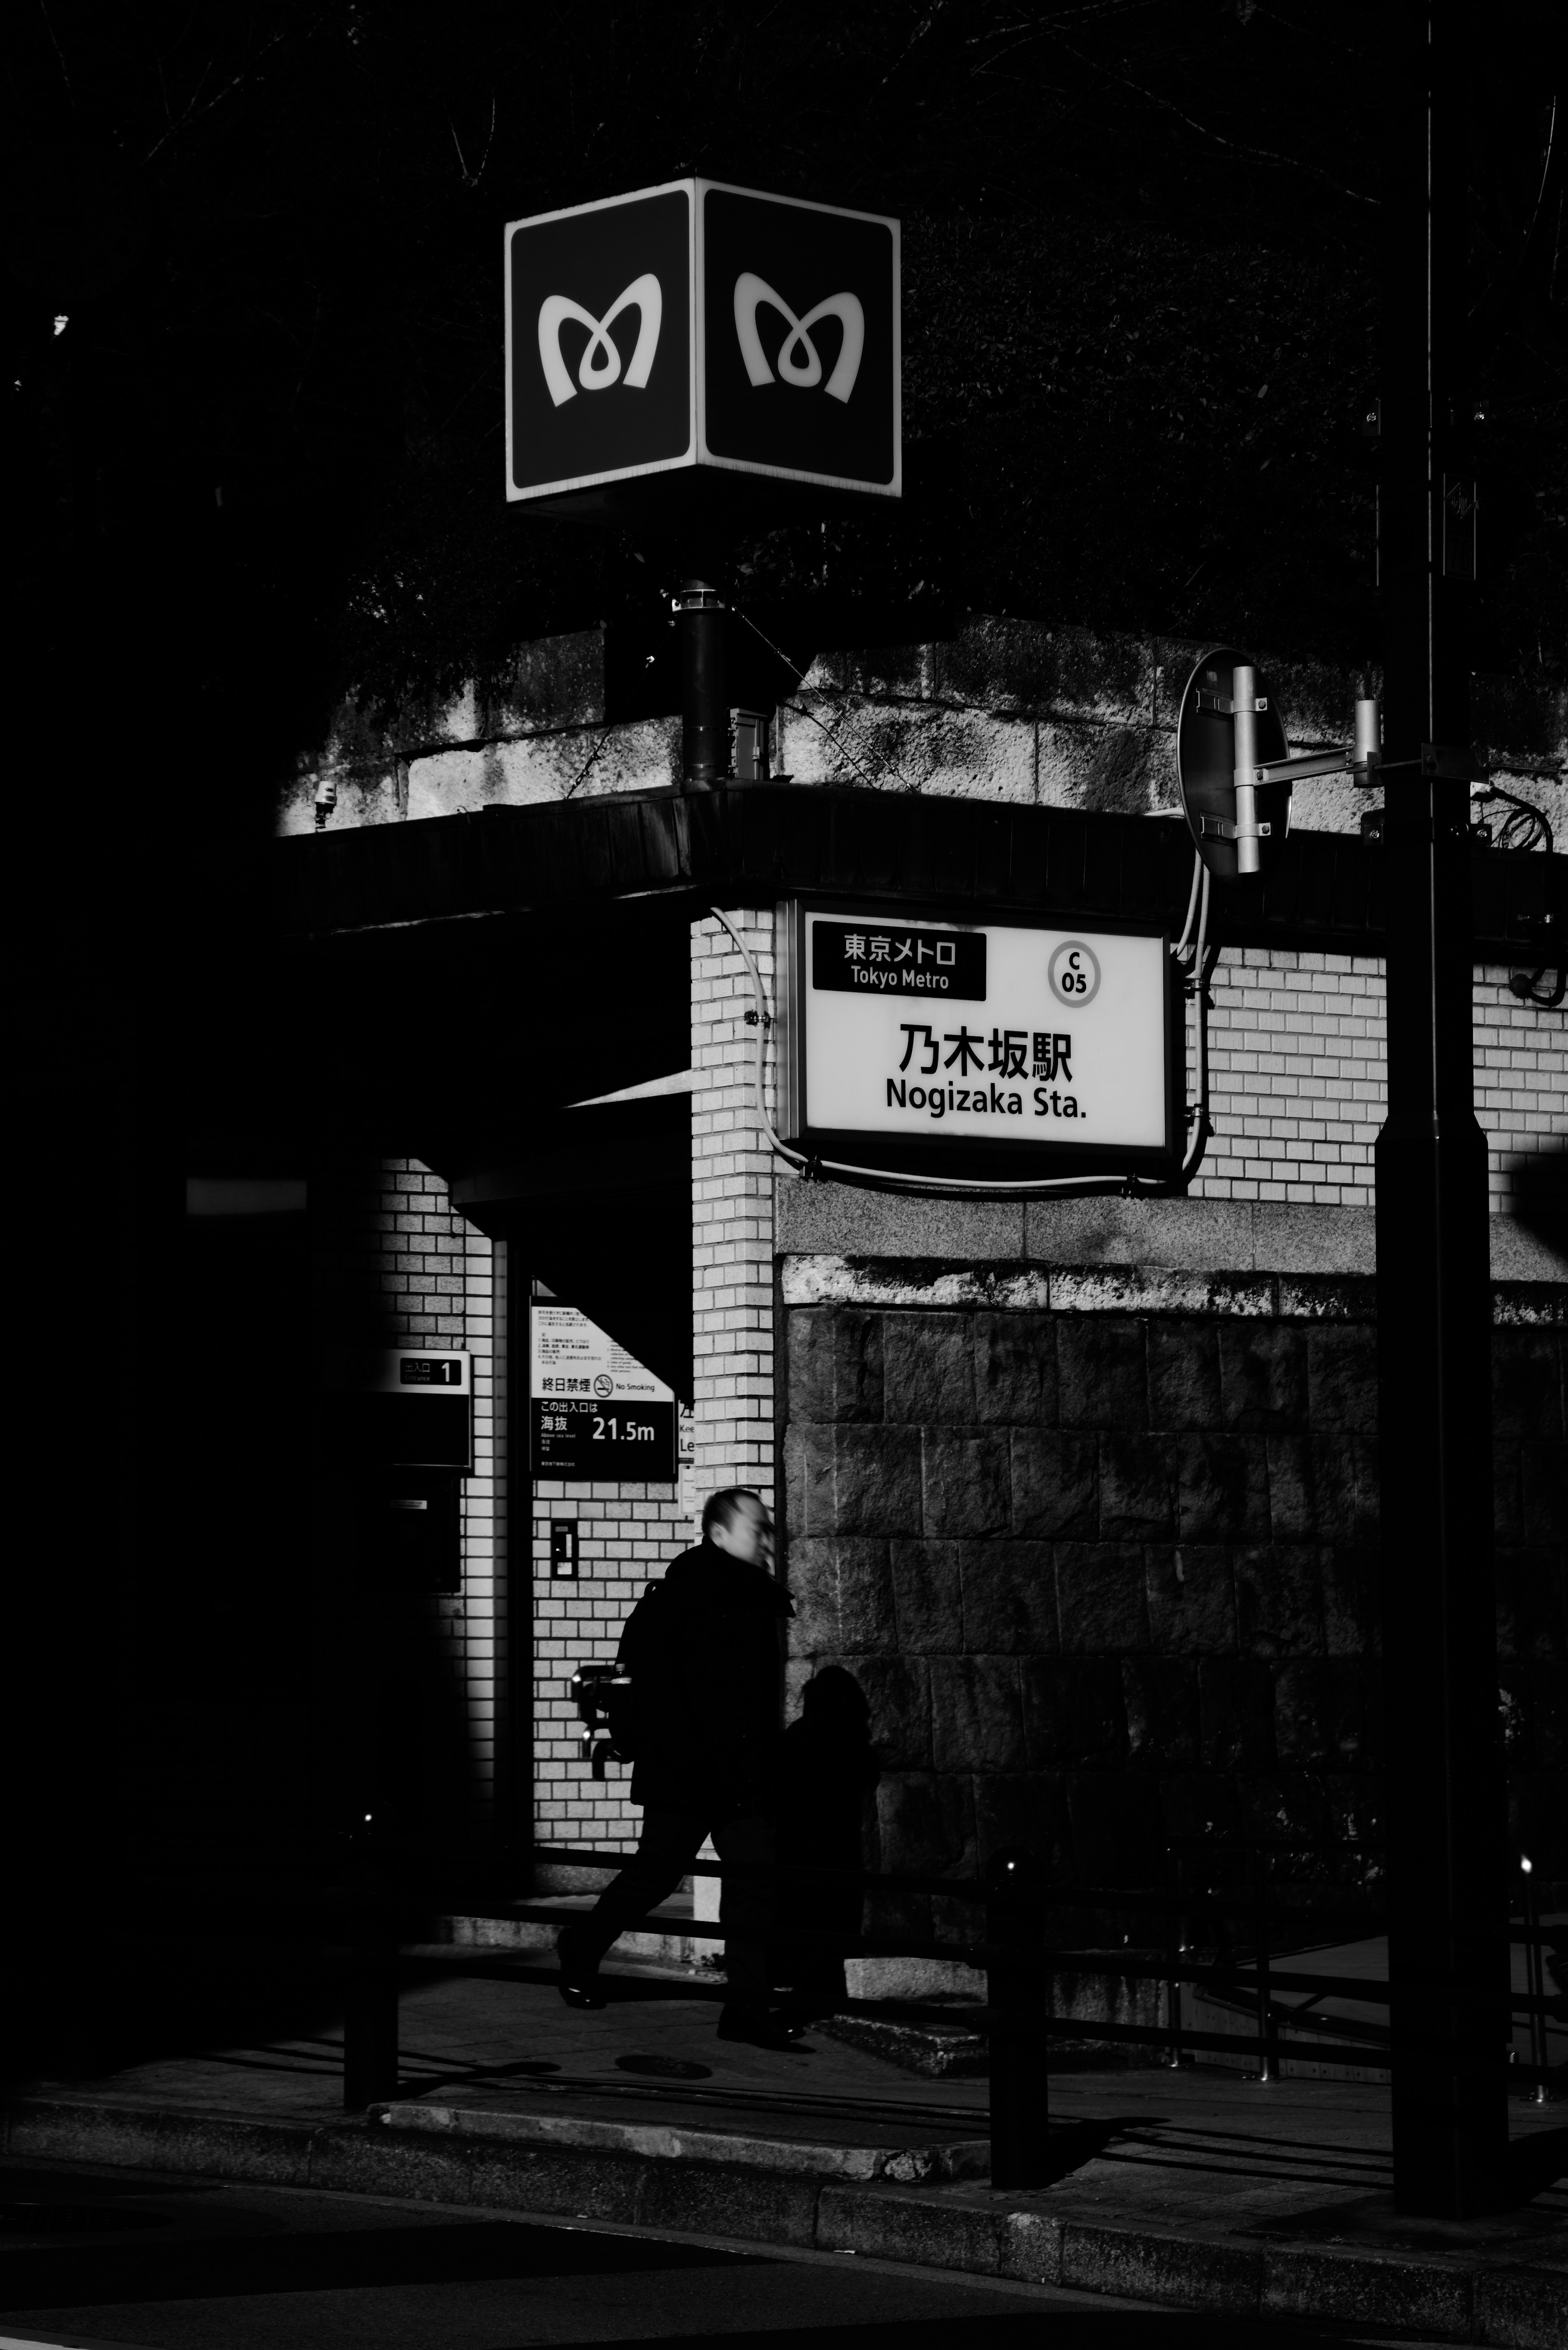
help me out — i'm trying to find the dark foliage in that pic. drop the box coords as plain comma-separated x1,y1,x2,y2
3,0,1562,806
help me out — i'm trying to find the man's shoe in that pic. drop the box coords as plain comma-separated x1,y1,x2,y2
716,2004,812,2052
557,1927,607,2011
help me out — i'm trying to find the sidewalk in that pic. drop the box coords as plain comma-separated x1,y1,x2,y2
6,1958,1565,2346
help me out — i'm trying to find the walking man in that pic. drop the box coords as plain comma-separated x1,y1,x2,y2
556,1487,803,2049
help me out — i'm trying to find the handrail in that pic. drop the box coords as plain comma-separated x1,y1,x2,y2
335,1839,1565,2129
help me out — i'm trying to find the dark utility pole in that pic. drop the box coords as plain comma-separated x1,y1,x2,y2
674,556,728,789
1375,0,1508,2218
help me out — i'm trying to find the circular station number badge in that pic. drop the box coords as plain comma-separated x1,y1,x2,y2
1048,941,1101,1007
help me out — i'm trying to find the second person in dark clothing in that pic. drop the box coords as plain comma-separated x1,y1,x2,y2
556,1487,801,2049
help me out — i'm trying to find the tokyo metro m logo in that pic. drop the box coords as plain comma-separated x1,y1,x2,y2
733,274,865,403
537,273,663,407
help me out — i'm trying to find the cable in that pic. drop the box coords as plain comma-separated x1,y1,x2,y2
706,906,1209,1202
728,604,921,795
1173,849,1204,959
1180,861,1214,1179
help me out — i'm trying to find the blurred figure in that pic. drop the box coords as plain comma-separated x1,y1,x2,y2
773,1667,880,2023
555,1489,802,2049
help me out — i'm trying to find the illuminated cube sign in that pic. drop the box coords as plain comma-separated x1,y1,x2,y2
505,180,900,505
778,904,1181,1180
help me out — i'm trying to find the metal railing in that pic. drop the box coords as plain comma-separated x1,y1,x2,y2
335,1838,1564,2179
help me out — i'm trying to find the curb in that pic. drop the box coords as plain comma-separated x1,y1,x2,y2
3,2097,1563,2348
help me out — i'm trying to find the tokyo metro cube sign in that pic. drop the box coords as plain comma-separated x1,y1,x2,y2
504,181,900,506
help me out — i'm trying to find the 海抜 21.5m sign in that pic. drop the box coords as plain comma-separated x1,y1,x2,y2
504,181,899,507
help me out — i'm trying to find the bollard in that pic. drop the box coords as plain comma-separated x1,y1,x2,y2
1520,1857,1555,2106
985,1847,1050,2189
343,1951,399,2112
341,1807,399,2112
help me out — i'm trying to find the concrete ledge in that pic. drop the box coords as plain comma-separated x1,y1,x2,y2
776,1184,1568,1288
780,1253,1564,1324
378,2100,989,2184
6,2095,1561,2345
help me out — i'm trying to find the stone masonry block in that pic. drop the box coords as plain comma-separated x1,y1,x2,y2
806,1426,923,1536
1272,1658,1374,1769
1057,1317,1147,1431
816,2186,1000,2274
958,1539,1058,1654
1056,1541,1149,1651
1060,2223,1261,2314
974,1312,1058,1425
1159,1770,1243,1842
1305,1322,1378,1434
1266,1435,1376,1547
922,1429,1011,1536
1146,1545,1239,1653
1176,1435,1270,1543
847,1653,934,1769
1098,1433,1176,1538
1218,1321,1310,1432
1494,1440,1524,1545
889,1539,964,1652
1521,1441,1566,1547
1495,1547,1567,1663
1122,1657,1199,1768
882,1313,975,1424
973,1770,1074,1875
874,1770,977,1886
930,1654,1027,1772
466,2141,643,2222
1022,1658,1127,1766
639,2160,820,2246
787,1538,896,1654
787,1307,883,1424
1147,1318,1223,1431
1321,1546,1379,1656
1065,1770,1165,1885
1010,1430,1098,1540
1492,1328,1565,1441
1235,1545,1328,1656
1199,1656,1277,1772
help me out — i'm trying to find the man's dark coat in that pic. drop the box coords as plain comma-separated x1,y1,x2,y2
609,1541,792,1817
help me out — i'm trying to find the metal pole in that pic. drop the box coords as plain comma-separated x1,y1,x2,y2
674,558,728,790
1521,1858,1552,2105
1231,664,1261,876
1376,0,1508,2217
985,1848,1050,2189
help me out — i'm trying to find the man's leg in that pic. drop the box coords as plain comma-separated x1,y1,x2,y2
711,1809,778,2015
558,1812,704,1994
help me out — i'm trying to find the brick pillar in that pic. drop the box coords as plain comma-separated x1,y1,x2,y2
691,909,776,1518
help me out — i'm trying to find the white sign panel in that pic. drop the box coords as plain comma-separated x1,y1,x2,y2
782,905,1175,1172
530,1307,673,1407
530,1304,677,1482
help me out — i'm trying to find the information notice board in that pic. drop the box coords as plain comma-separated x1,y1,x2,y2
530,1304,677,1482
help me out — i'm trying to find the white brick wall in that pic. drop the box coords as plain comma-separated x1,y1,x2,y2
693,910,777,1506
313,1157,503,1837
530,1484,691,1848
1193,956,1564,1212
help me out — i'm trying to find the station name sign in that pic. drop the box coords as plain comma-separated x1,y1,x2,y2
778,903,1179,1179
505,179,900,507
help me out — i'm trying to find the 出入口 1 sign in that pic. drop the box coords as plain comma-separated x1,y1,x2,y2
505,180,899,508
530,1304,677,1482
778,904,1179,1179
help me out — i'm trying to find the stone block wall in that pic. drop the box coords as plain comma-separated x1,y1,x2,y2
780,1288,1567,1911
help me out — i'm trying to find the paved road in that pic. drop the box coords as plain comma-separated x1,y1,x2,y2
0,2157,1464,2349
